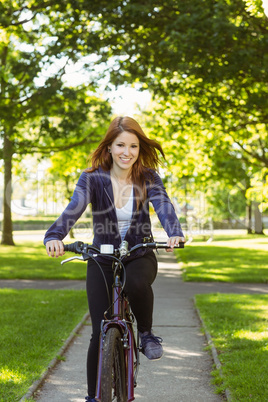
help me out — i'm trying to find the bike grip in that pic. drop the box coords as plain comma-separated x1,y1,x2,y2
63,243,75,252
166,242,184,249
63,241,84,253
152,241,185,249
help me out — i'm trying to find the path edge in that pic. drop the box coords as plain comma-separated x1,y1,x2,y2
19,312,90,402
193,297,232,401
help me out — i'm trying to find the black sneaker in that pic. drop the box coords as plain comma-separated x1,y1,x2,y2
139,331,163,360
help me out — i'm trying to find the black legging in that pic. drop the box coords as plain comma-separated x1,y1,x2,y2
86,250,157,397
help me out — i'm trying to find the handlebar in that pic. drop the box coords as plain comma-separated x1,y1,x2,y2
61,240,184,265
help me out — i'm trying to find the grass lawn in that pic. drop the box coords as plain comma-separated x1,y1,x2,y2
0,289,88,402
175,235,268,282
0,241,87,280
195,293,268,401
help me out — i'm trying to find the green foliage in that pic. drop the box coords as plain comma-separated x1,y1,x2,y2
1,0,268,241
246,169,268,213
88,0,267,98
0,288,87,401
91,0,268,223
0,1,112,243
205,183,247,222
195,293,268,401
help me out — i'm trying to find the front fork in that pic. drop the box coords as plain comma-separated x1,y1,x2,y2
95,320,139,402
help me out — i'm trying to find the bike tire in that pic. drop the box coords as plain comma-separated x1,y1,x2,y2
101,327,127,402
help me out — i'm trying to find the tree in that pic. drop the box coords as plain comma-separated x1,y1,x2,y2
89,0,268,233
45,125,110,237
89,0,267,167
141,92,265,233
2,0,267,243
0,1,112,244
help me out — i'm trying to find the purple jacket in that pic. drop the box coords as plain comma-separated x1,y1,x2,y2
44,167,184,260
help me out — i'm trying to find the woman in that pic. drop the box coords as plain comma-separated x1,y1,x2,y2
44,116,185,402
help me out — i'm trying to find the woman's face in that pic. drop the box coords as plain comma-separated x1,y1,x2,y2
110,131,140,172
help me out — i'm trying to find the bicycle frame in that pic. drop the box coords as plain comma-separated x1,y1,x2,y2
95,262,139,402
62,239,184,402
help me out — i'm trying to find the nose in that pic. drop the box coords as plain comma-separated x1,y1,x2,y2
123,146,130,155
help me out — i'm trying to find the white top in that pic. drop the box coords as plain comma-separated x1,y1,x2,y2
116,186,133,240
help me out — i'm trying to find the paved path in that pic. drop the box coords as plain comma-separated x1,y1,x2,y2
2,251,267,402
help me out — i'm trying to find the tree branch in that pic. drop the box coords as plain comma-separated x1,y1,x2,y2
16,132,100,155
233,139,268,167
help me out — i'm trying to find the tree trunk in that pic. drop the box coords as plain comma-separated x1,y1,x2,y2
253,201,264,235
1,134,15,245
246,200,253,234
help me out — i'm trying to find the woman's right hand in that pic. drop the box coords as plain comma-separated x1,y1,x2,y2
46,240,65,258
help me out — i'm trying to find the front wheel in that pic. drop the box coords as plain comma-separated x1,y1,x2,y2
101,327,127,402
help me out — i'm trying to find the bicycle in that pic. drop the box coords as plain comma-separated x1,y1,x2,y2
61,238,184,402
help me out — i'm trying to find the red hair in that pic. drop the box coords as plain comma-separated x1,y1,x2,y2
86,116,165,208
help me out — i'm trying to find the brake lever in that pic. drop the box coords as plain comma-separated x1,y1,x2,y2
61,256,84,265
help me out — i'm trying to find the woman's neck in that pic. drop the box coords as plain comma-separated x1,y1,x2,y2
110,166,132,182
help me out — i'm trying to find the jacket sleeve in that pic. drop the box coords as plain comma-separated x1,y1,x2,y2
147,171,184,238
43,172,92,244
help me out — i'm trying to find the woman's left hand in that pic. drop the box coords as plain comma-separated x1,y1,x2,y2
166,236,185,252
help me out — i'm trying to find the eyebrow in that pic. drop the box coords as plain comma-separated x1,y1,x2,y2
116,141,139,145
